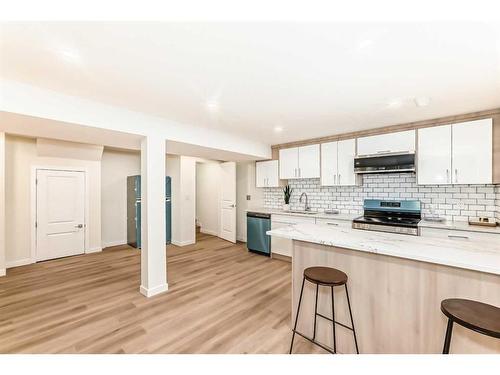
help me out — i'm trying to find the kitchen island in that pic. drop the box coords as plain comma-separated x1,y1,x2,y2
267,223,500,353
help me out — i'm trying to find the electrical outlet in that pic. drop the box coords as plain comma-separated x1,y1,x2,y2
246,195,251,201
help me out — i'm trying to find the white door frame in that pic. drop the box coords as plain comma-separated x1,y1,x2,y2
30,166,90,263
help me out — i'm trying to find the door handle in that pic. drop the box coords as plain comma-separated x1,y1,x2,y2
448,234,468,240
338,174,341,185
299,168,301,177
230,204,236,208
334,174,336,184
455,169,458,183
75,224,83,229
327,222,339,226
446,169,449,183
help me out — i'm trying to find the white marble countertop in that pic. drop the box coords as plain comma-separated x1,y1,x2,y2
418,219,500,234
267,223,500,275
246,207,358,221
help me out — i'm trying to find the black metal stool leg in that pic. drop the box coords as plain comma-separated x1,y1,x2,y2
331,286,337,353
442,318,454,354
313,283,319,341
345,283,359,354
289,276,306,354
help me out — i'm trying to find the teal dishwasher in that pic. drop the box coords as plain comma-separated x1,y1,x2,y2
247,212,271,256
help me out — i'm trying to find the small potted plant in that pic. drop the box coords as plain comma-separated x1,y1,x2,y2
283,185,292,211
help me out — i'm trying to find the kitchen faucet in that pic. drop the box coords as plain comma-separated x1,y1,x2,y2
299,192,310,211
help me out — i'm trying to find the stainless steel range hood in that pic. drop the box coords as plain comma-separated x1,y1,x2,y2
354,152,415,174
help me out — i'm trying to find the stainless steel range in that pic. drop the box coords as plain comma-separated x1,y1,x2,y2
352,199,421,236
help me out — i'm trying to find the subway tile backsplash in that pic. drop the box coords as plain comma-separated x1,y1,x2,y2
263,173,500,222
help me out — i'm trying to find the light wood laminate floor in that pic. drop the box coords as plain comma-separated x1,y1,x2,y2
0,233,323,353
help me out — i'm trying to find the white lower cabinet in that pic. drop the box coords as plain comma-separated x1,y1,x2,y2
271,215,315,257
315,217,352,229
420,227,500,243
270,215,353,258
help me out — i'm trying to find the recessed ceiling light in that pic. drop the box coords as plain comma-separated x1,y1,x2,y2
414,96,431,107
205,99,219,113
274,126,283,133
387,98,403,109
59,48,82,65
358,39,374,51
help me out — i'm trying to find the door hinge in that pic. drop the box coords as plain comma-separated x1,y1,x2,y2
36,178,38,185
35,221,37,228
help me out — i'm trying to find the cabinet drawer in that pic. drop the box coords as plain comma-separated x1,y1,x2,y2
271,215,316,225
420,227,500,243
315,218,351,228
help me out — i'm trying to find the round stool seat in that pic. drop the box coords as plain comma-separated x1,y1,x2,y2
441,298,500,339
304,266,348,286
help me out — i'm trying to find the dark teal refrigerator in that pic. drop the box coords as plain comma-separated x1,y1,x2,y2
127,175,171,248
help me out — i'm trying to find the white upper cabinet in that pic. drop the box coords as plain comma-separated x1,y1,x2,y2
452,119,492,184
357,130,416,156
279,144,320,179
417,118,492,185
279,147,299,179
320,142,338,186
298,144,320,178
255,160,279,187
417,125,452,185
321,139,357,186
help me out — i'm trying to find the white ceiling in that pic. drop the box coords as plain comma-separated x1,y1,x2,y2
1,22,500,145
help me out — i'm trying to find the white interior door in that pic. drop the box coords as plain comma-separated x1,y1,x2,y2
36,169,85,261
219,162,236,243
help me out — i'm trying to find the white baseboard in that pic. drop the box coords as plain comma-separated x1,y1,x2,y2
6,258,33,269
86,247,102,254
102,240,127,249
200,228,218,236
172,239,195,247
0,268,5,277
140,283,168,297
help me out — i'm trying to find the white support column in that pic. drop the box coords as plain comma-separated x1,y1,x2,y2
0,132,5,277
139,136,168,297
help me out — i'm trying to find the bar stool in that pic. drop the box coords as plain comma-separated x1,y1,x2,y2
441,298,500,354
289,266,359,354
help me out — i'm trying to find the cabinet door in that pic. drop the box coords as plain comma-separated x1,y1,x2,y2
357,130,416,156
337,139,357,186
417,125,452,185
266,160,280,187
320,142,338,186
279,147,299,179
298,144,320,178
452,119,492,184
255,161,267,187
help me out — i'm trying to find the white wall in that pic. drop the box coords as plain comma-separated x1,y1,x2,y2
4,135,102,267
0,132,5,276
236,162,264,242
196,161,221,236
101,148,140,248
167,155,196,246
